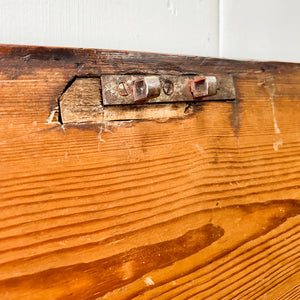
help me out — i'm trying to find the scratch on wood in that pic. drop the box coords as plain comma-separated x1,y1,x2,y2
144,276,155,286
98,123,113,143
46,107,59,123
195,144,204,153
264,74,283,151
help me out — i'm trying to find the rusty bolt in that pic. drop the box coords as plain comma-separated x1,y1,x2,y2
163,80,174,96
190,76,217,99
118,82,130,96
190,77,207,98
133,76,161,103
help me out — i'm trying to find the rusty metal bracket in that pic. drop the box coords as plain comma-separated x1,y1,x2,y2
101,74,236,106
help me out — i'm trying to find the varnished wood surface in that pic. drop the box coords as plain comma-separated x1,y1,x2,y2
0,44,299,299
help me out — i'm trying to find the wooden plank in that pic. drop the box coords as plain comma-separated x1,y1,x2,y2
0,44,299,299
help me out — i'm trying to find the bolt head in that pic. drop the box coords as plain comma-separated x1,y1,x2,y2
190,77,208,98
133,76,161,103
190,76,218,98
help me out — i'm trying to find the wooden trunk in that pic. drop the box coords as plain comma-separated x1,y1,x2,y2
0,44,299,299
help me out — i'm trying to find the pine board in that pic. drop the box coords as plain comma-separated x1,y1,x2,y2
0,45,299,299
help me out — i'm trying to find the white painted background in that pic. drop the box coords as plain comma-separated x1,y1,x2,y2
0,0,299,62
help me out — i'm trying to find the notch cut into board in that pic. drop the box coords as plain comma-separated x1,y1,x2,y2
58,77,189,123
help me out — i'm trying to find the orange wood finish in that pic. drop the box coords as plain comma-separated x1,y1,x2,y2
0,45,299,299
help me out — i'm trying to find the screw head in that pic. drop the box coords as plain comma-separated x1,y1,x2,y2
163,80,174,95
118,82,130,96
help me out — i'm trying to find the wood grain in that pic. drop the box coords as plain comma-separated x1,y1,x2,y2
0,44,299,299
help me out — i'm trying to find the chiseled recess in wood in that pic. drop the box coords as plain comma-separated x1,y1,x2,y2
59,77,103,123
59,77,189,123
0,45,300,299
0,200,298,300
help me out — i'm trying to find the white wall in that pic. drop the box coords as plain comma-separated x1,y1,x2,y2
0,0,219,57
0,0,299,63
220,0,300,63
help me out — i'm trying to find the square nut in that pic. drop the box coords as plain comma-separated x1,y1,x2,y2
133,76,161,103
190,76,217,98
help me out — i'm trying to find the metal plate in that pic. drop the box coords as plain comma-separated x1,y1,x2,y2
101,74,236,106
